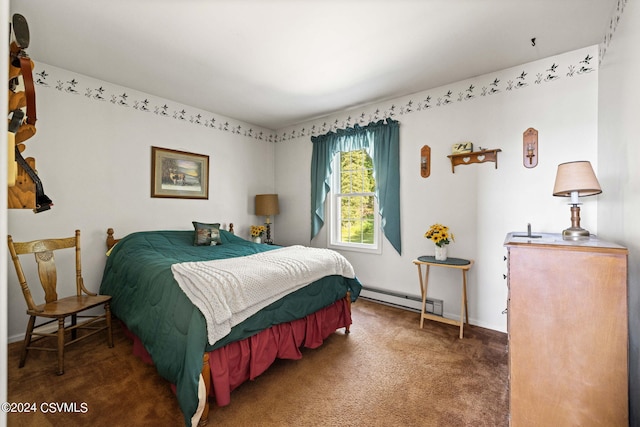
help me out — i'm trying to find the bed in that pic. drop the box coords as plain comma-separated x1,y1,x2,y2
99,227,361,426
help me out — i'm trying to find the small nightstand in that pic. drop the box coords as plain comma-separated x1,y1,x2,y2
412,256,474,338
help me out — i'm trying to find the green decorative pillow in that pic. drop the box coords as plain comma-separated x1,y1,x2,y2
192,222,222,246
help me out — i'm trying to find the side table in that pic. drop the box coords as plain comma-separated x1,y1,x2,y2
412,256,474,338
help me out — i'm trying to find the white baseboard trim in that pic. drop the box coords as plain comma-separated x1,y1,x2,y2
360,286,476,326
359,287,506,333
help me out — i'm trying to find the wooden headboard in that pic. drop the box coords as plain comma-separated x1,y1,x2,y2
107,224,236,250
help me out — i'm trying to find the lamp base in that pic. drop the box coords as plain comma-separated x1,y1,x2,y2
562,204,590,241
562,227,590,241
264,222,274,245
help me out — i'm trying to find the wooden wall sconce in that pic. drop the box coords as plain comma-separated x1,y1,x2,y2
420,145,430,178
523,128,538,168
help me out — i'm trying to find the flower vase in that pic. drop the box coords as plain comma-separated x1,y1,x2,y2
253,236,262,244
435,244,448,261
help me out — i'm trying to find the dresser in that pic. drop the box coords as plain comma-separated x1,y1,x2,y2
504,233,628,426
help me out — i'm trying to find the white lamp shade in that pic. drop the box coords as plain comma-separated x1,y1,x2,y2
553,161,602,197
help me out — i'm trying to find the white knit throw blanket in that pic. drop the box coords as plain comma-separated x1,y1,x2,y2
171,245,355,345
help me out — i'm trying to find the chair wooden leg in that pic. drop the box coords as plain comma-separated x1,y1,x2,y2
105,302,114,348
19,316,36,368
71,314,77,340
57,318,65,375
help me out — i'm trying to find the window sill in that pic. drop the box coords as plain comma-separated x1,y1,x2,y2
328,242,382,255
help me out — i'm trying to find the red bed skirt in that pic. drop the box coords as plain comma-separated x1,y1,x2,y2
123,297,352,407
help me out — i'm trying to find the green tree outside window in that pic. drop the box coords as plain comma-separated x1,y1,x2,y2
337,150,376,244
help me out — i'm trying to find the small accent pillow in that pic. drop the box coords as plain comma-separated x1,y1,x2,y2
192,222,222,246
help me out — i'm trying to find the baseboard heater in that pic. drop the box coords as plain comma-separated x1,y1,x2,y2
359,286,443,316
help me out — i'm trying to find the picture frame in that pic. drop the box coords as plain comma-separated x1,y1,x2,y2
151,146,209,199
452,142,473,154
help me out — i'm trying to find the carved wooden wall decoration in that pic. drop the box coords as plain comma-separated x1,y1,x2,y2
8,13,52,212
447,148,502,173
8,157,37,209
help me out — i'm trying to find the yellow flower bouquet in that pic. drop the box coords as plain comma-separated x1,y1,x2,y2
424,223,454,247
250,225,266,237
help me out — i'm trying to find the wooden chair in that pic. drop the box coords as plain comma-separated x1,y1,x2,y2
7,229,113,375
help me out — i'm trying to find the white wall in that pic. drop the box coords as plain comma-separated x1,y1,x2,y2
598,0,640,424
6,63,277,341
275,47,599,332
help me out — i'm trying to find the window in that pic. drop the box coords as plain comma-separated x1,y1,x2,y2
310,118,400,254
328,149,381,253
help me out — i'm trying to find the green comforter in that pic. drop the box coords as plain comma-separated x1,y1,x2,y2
99,230,361,426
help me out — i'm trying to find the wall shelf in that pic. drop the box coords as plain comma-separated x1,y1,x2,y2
447,148,502,173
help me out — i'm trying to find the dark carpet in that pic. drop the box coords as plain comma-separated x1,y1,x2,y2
7,299,508,426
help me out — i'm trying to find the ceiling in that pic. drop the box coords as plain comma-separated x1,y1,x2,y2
10,0,616,131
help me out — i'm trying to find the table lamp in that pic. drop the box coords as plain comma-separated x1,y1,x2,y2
552,161,601,241
255,194,279,244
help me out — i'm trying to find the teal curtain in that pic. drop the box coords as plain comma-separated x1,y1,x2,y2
310,118,401,255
